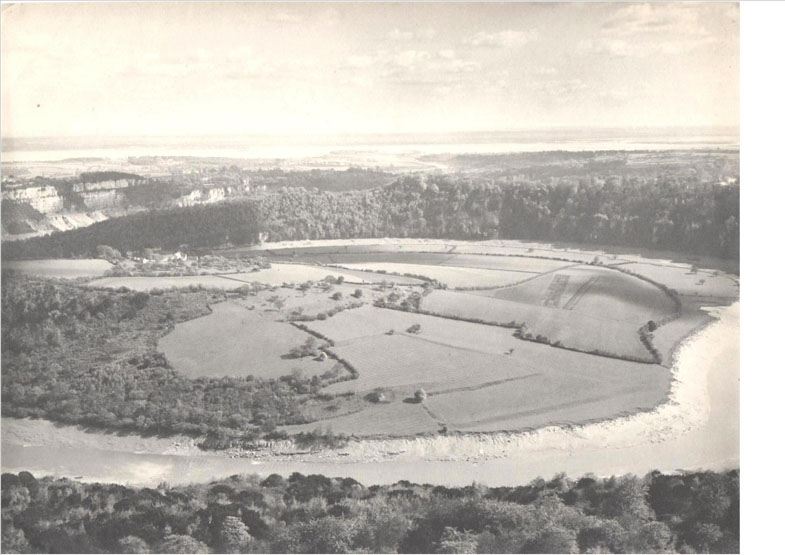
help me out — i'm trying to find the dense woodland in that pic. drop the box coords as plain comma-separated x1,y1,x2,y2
1,469,739,553
3,174,739,261
0,275,329,442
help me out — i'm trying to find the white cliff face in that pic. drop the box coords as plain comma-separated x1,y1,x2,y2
82,190,127,210
2,178,237,238
2,185,64,213
48,212,109,232
177,187,227,207
72,179,137,192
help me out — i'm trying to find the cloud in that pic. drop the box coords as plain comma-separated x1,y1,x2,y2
532,66,558,76
267,11,302,23
345,55,374,69
582,3,726,57
526,79,589,97
340,48,480,89
463,29,538,48
387,26,436,41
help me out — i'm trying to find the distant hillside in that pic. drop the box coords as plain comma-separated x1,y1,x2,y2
78,171,143,183
1,175,740,260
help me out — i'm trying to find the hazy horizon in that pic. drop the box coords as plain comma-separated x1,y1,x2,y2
2,2,739,139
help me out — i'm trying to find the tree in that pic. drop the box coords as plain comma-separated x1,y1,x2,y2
219,516,252,553
157,534,211,554
437,527,479,554
623,521,674,553
691,522,723,554
523,525,579,554
352,289,363,298
414,388,427,403
1,523,31,554
96,244,122,260
118,535,150,554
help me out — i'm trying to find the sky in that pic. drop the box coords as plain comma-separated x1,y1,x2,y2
0,2,739,138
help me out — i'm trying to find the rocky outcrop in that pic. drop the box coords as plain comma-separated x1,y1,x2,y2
2,185,63,214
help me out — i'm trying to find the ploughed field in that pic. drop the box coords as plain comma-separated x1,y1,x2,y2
125,240,740,437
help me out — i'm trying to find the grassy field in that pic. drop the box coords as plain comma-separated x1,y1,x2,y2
157,241,732,437
86,263,420,290
471,265,676,324
306,305,518,351
4,258,113,278
337,262,530,288
324,333,537,394
421,288,655,360
282,401,440,436
88,274,241,291
615,262,739,298
158,301,332,379
287,306,671,436
427,365,669,433
264,250,571,274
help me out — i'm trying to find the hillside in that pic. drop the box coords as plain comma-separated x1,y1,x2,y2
3,174,740,260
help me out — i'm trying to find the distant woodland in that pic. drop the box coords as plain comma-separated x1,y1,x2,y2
3,175,739,261
1,469,739,553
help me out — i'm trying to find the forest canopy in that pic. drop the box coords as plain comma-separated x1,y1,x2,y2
1,469,739,553
2,174,739,261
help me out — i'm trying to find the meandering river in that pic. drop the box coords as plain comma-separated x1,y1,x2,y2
1,303,738,487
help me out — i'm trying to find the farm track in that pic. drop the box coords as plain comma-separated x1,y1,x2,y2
543,274,570,307
429,374,542,396
420,404,446,426
563,276,600,310
478,262,582,293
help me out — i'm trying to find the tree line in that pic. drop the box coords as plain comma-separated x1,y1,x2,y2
1,469,739,553
3,174,739,261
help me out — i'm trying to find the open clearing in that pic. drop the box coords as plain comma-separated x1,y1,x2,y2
421,288,655,360
158,301,332,379
470,265,676,323
284,401,440,436
291,303,672,436
264,250,571,275
85,239,734,437
4,258,113,278
86,263,421,290
88,274,242,291
325,333,537,394
615,262,739,298
337,262,531,288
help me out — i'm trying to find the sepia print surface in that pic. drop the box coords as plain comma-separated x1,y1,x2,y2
1,2,739,553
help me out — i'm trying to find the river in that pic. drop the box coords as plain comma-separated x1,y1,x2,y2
1,303,738,487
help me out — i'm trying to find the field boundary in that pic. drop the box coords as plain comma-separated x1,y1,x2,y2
428,374,541,396
376,303,658,364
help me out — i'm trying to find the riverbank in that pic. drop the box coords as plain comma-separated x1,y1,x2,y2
1,302,738,486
